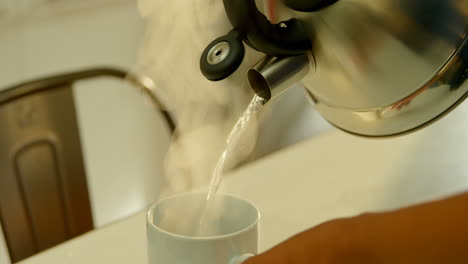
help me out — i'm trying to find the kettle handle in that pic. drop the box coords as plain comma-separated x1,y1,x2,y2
200,0,312,81
282,0,340,11
222,0,311,57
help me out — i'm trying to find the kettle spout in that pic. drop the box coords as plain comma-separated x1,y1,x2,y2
248,54,312,101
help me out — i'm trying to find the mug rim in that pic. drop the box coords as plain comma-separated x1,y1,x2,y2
146,192,260,240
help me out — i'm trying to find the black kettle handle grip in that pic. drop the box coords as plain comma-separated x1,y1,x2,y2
200,0,313,81
282,0,339,12
223,0,311,57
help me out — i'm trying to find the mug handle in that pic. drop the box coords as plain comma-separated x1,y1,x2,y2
230,254,255,264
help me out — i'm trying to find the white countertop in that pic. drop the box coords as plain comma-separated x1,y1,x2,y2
19,104,468,263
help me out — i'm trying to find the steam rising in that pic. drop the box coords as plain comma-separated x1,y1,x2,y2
135,0,265,235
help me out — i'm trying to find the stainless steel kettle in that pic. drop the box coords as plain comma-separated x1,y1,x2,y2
200,0,467,137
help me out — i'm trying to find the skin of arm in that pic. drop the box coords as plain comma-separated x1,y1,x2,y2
245,192,468,264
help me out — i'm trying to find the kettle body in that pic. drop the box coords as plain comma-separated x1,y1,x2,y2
201,0,467,137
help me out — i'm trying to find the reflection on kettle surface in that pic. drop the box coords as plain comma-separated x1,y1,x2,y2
201,0,467,137
315,36,467,137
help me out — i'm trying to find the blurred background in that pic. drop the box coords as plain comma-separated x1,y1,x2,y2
0,1,170,263
0,1,332,263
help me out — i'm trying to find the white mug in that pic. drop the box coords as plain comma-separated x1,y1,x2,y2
146,192,259,264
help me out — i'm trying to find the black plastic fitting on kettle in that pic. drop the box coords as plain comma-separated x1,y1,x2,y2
200,0,313,81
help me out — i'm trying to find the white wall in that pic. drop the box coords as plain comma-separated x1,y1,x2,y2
0,1,170,263
254,85,333,159
0,224,8,264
